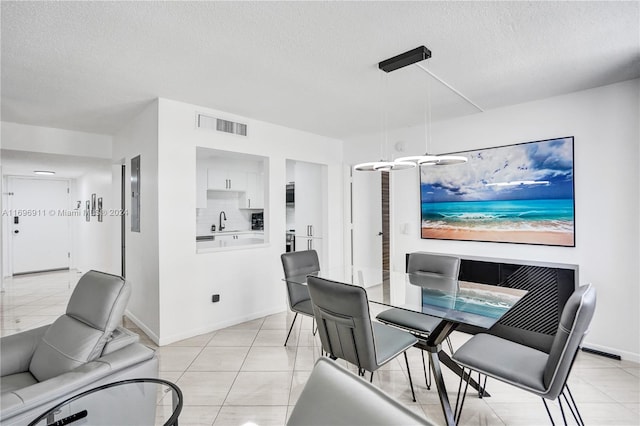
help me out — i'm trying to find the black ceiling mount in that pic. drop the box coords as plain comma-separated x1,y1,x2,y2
378,46,432,73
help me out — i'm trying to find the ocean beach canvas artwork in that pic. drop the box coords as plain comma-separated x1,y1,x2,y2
420,137,575,246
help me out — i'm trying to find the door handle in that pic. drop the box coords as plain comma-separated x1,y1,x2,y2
307,239,312,250
378,232,383,236
309,225,313,237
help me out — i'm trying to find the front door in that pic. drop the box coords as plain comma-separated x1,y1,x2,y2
8,177,70,274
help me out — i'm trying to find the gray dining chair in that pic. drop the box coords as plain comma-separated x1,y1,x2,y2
287,358,435,426
376,252,461,389
281,250,320,346
306,275,419,401
452,284,596,425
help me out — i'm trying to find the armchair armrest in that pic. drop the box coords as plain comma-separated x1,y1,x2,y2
1,343,157,422
0,325,50,376
102,326,139,355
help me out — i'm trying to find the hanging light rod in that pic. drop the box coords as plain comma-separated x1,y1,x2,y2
415,63,484,112
378,46,432,73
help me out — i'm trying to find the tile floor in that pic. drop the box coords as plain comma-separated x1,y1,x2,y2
2,270,639,425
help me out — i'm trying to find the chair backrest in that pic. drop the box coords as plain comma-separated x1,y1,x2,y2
542,284,596,398
29,270,131,381
306,276,378,372
408,252,460,278
281,250,319,308
287,358,434,426
281,250,320,278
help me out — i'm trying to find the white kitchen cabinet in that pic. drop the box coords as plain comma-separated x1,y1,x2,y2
291,161,325,268
294,161,323,237
241,172,264,209
207,168,247,191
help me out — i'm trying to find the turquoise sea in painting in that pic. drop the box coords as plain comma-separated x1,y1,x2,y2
421,198,574,232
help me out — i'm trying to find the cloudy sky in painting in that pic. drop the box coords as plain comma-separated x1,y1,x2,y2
421,137,574,202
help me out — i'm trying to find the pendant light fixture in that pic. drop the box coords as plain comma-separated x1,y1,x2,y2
355,46,474,172
395,64,467,166
354,65,416,172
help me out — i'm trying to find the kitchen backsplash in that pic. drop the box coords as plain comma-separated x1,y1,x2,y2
196,192,255,235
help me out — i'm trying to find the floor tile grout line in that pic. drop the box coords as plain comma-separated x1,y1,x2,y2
287,313,304,408
213,319,266,421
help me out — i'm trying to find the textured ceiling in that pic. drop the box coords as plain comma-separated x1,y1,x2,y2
2,1,639,139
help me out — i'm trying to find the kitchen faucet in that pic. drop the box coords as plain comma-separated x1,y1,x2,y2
219,211,227,231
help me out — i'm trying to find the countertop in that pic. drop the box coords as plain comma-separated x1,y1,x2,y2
196,230,267,252
197,230,264,241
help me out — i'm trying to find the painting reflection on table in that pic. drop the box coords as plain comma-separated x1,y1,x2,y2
422,281,525,320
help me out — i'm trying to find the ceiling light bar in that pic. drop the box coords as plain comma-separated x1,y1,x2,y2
34,170,55,175
415,63,484,112
379,46,431,73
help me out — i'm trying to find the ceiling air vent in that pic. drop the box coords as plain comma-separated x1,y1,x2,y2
197,114,247,136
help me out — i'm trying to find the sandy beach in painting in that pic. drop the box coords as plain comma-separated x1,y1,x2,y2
422,227,573,246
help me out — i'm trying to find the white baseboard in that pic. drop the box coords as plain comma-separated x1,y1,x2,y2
124,305,288,346
157,305,288,346
124,309,161,345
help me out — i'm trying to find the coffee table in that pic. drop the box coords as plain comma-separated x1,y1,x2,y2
29,378,182,426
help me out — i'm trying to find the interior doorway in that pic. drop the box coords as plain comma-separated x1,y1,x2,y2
120,164,126,277
351,170,389,271
285,160,327,268
7,177,70,275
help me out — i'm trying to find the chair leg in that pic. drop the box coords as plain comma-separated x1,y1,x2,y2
541,398,557,426
420,350,431,390
454,367,471,422
558,394,569,425
284,312,298,346
312,317,317,336
478,372,488,399
446,336,454,354
403,351,416,402
563,385,585,426
370,371,374,383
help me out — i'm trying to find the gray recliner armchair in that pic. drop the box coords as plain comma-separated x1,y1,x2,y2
0,270,158,425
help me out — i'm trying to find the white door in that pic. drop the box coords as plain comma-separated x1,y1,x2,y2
351,170,382,272
9,177,70,274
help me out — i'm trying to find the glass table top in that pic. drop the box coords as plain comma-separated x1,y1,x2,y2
285,266,527,329
29,378,182,426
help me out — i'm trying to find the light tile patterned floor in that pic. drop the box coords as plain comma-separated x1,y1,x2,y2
2,270,639,425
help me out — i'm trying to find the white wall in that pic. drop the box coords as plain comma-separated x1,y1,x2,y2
345,79,640,361
155,98,344,345
73,166,118,274
1,122,112,158
112,101,161,342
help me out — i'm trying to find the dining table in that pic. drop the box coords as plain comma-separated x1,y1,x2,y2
284,266,528,426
